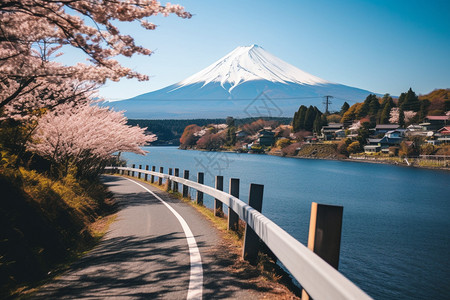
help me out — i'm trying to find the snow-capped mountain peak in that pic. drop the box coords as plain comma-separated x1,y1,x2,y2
175,44,329,92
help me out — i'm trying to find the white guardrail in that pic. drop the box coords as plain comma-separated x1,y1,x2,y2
105,166,372,300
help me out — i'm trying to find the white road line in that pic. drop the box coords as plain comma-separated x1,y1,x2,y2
125,178,203,300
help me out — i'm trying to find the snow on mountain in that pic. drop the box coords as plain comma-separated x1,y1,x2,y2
107,45,378,119
174,44,329,92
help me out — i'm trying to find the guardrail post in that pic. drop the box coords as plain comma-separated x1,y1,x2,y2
127,165,130,176
302,202,344,300
196,172,204,205
228,178,239,231
151,166,155,183
121,167,124,175
131,164,135,177
144,165,149,181
243,184,264,264
173,168,179,193
158,167,163,185
167,168,173,191
138,165,142,179
214,176,224,216
183,170,189,198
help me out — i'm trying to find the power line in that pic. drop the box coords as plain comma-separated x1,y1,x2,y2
323,95,333,113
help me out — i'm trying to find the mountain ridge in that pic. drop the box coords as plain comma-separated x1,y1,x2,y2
107,45,379,119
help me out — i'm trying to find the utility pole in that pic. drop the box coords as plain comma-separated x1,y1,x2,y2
323,95,333,114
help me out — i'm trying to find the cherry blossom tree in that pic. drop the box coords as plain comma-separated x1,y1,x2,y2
389,108,417,124
0,0,191,109
27,101,156,177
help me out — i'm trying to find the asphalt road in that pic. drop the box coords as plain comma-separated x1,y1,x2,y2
31,175,265,299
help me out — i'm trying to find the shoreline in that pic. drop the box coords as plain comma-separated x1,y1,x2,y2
179,146,450,172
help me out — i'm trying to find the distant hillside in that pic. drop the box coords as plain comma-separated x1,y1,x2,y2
128,117,292,145
419,89,450,114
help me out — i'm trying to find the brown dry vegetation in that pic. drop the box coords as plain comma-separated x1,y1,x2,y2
0,167,115,298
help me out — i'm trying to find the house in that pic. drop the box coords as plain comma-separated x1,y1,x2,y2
437,126,450,144
424,115,449,131
405,124,428,137
366,138,382,145
374,124,399,136
321,123,344,140
335,129,346,139
364,145,381,153
257,129,275,146
378,130,404,149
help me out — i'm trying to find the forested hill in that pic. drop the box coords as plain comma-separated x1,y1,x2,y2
127,117,292,145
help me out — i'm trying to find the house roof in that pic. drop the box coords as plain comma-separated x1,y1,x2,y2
323,123,343,129
426,115,449,121
375,124,399,129
438,126,450,135
364,145,381,149
367,138,381,144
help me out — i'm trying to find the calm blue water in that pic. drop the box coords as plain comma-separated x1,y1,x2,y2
122,146,450,299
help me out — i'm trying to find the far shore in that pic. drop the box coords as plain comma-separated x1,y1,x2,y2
177,146,450,172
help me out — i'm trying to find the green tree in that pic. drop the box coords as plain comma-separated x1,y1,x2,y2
369,96,381,116
401,88,420,112
226,116,235,127
398,108,405,127
379,99,393,124
418,99,431,122
293,105,307,132
304,105,316,132
313,114,322,134
226,126,236,146
357,122,371,146
398,92,406,108
340,102,350,115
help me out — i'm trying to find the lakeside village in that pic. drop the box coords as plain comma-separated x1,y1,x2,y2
179,89,450,168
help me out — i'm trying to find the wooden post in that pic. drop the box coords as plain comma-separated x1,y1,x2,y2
214,176,224,216
131,164,135,177
301,202,344,300
121,168,124,175
242,184,264,264
138,165,142,179
196,172,204,205
167,168,173,191
127,165,130,176
173,168,179,193
183,170,189,198
158,167,163,185
144,165,149,181
228,178,239,231
151,166,155,183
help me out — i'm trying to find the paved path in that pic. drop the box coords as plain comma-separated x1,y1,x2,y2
32,175,269,299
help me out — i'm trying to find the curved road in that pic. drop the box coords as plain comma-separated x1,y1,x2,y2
32,175,266,299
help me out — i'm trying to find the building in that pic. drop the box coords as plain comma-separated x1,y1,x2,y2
378,130,404,149
423,115,449,131
257,129,275,146
364,145,381,153
437,126,450,144
374,124,400,136
321,123,344,140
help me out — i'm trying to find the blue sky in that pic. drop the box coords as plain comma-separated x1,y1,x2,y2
97,0,450,101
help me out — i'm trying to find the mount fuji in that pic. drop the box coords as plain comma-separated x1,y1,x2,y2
107,45,377,119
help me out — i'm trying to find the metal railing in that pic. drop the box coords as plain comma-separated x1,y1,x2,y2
105,166,372,300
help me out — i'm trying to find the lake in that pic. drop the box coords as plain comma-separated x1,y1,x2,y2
122,146,450,299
